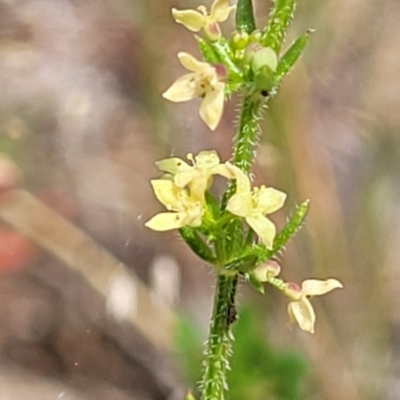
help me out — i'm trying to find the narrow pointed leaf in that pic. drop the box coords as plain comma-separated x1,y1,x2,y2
225,254,258,273
261,0,297,53
205,191,220,220
236,0,256,34
210,38,242,79
276,30,312,82
239,199,310,263
196,36,220,64
247,272,265,294
271,198,310,254
179,227,216,262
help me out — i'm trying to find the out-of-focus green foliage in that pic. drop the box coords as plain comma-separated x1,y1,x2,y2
176,307,308,400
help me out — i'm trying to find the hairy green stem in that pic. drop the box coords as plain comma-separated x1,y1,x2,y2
233,95,263,173
200,274,238,400
221,95,263,210
201,94,263,400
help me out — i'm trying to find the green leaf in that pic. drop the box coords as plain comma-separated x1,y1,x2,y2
261,0,297,53
236,0,256,34
205,191,220,220
179,227,216,262
240,199,310,264
196,36,220,64
247,272,265,294
271,198,310,255
276,30,312,83
210,38,242,80
225,254,258,273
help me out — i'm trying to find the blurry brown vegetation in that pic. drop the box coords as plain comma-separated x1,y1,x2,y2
0,0,399,399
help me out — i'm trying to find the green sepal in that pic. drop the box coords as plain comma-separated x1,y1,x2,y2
276,30,311,83
236,0,256,34
196,36,220,64
204,191,220,221
224,218,244,261
261,0,297,53
247,272,265,294
179,227,216,263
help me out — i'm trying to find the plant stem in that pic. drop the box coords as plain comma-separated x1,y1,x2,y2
232,95,262,174
200,274,238,400
221,95,263,209
201,95,263,400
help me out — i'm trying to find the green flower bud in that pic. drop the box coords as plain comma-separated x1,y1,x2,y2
251,47,278,73
249,29,262,43
231,30,250,51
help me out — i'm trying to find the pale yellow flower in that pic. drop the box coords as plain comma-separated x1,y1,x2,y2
145,179,203,231
172,0,236,41
155,150,234,201
163,52,226,130
285,279,343,333
226,166,286,249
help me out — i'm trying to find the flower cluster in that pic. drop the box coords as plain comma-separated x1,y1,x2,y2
163,0,237,131
145,150,286,250
145,150,231,231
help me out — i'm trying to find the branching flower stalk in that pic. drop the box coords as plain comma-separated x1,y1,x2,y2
145,1,343,399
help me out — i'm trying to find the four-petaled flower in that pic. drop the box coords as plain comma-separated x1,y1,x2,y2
155,150,234,202
163,52,226,131
284,279,343,333
145,179,203,231
172,0,236,41
226,166,286,249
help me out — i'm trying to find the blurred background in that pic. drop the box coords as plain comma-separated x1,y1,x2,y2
0,0,399,399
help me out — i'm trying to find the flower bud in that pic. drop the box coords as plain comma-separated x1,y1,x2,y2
251,47,278,73
253,260,281,282
231,31,250,50
249,29,262,43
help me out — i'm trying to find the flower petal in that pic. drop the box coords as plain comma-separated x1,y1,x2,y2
210,0,234,21
172,9,205,32
155,157,192,175
151,179,182,210
301,279,343,296
163,73,202,102
226,164,252,193
194,150,220,169
226,193,253,217
288,298,316,333
175,170,197,188
178,52,211,73
254,187,286,215
208,163,236,180
246,215,276,249
199,82,225,130
145,212,186,231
